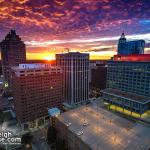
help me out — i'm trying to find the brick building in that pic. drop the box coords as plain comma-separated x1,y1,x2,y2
12,64,63,129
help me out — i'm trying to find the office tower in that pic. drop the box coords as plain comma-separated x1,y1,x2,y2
0,30,26,93
12,64,63,129
102,54,150,115
117,32,145,55
56,52,89,106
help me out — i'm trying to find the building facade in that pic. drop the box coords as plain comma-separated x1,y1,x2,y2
89,60,107,84
56,52,89,106
0,30,26,93
12,64,63,129
90,65,107,90
102,54,150,114
117,32,145,55
106,61,150,97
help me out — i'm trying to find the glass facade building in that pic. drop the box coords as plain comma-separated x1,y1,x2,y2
117,33,145,55
107,61,150,97
102,58,150,114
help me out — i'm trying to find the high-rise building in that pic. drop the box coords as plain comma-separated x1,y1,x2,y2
102,54,150,115
56,52,89,106
12,64,63,129
0,30,26,93
117,32,145,55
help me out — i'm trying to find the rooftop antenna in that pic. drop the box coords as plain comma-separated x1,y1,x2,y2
121,30,125,38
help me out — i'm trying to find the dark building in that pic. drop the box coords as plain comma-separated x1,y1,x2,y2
117,32,145,55
0,30,26,93
102,54,150,115
91,64,107,90
56,52,89,106
0,61,2,75
89,60,107,83
12,64,63,129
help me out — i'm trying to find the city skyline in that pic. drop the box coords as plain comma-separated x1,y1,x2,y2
0,0,150,60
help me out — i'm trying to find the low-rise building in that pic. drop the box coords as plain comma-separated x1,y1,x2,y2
102,88,150,114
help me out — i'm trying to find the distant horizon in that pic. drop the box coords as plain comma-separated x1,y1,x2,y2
0,57,111,61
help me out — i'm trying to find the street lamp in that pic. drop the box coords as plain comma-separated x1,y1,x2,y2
113,131,117,143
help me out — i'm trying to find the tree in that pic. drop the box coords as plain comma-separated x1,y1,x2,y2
47,126,57,145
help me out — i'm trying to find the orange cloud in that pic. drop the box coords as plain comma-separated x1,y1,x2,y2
12,0,29,4
54,0,65,6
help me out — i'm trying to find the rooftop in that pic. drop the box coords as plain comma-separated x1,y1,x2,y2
102,88,150,104
19,63,52,69
11,64,62,77
0,30,22,43
114,54,150,62
56,52,89,57
57,101,150,150
11,63,60,71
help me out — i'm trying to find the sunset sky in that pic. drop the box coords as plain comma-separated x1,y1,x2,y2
0,0,150,60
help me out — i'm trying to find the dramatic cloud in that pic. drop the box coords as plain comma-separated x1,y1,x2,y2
0,0,150,60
